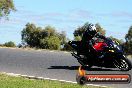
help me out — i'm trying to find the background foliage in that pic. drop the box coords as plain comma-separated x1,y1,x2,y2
4,41,16,47
125,26,132,54
0,0,15,19
21,23,66,50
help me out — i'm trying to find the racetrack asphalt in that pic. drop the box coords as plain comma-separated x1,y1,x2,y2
0,48,131,88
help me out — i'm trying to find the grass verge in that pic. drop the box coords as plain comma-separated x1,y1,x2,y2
0,73,106,88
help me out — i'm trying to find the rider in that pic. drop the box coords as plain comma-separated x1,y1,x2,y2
79,23,106,58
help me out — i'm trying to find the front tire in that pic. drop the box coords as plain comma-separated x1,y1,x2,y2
113,56,132,71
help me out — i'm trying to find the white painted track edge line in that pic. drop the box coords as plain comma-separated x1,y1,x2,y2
2,72,108,88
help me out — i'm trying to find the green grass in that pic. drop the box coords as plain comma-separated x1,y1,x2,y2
0,73,105,88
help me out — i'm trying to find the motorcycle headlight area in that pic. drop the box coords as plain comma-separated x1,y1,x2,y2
109,50,114,52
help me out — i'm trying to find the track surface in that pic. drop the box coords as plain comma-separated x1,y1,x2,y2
0,48,131,88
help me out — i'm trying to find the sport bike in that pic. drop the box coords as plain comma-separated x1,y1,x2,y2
68,38,132,71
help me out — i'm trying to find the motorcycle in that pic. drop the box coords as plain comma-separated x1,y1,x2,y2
68,37,132,71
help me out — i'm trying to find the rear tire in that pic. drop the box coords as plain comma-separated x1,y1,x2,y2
78,59,93,68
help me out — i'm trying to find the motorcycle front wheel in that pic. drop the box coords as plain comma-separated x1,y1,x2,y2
113,56,132,71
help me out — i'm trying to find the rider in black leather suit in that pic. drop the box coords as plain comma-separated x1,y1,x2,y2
79,23,106,57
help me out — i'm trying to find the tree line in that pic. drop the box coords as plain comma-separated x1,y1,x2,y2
20,22,132,55
21,23,67,50
0,22,132,55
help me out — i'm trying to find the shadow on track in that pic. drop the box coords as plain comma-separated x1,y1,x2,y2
47,66,119,71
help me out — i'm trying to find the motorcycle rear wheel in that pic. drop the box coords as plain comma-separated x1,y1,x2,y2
78,59,93,68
